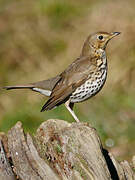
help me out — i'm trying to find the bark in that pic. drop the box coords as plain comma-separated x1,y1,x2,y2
0,119,134,180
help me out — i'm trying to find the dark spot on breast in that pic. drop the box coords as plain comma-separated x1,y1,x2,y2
82,95,87,98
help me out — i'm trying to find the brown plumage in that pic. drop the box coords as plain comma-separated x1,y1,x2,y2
3,32,120,122
3,75,61,91
41,56,97,110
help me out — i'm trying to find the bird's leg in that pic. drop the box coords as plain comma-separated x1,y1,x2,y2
65,100,80,123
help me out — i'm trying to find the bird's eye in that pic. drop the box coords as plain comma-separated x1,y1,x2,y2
98,35,104,40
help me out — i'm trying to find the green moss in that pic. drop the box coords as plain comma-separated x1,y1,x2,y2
77,154,89,171
55,143,62,153
74,163,88,179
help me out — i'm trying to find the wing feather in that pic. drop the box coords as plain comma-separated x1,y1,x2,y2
41,56,97,111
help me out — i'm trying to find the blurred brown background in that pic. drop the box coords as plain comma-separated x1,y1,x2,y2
0,0,135,162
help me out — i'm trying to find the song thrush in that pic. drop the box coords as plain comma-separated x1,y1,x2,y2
3,32,120,122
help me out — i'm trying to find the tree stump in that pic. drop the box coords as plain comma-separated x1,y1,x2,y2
0,119,134,180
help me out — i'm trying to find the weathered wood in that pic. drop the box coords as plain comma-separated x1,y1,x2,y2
0,119,134,180
0,133,15,180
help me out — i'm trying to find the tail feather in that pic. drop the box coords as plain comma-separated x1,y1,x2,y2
3,75,61,91
3,84,34,90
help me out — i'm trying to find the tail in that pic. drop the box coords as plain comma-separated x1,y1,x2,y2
3,84,34,90
2,75,61,96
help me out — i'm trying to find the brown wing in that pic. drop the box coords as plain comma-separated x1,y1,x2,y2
41,56,97,111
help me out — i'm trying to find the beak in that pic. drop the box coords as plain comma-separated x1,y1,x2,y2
110,32,121,39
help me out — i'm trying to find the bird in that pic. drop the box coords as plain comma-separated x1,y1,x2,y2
3,31,120,122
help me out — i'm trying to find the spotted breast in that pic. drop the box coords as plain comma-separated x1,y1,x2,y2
70,52,107,103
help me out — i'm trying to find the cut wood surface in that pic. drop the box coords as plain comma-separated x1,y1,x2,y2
0,119,134,180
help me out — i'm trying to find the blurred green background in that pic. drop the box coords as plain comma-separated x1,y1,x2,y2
0,0,135,162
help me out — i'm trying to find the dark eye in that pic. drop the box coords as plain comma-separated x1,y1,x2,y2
98,35,104,40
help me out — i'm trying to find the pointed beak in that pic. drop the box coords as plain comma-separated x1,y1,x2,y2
110,32,121,39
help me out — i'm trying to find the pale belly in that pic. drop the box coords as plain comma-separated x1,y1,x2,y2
70,69,107,103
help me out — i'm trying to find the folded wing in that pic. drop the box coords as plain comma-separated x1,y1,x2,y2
41,56,97,111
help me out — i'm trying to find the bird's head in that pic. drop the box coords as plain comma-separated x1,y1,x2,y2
81,32,121,56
